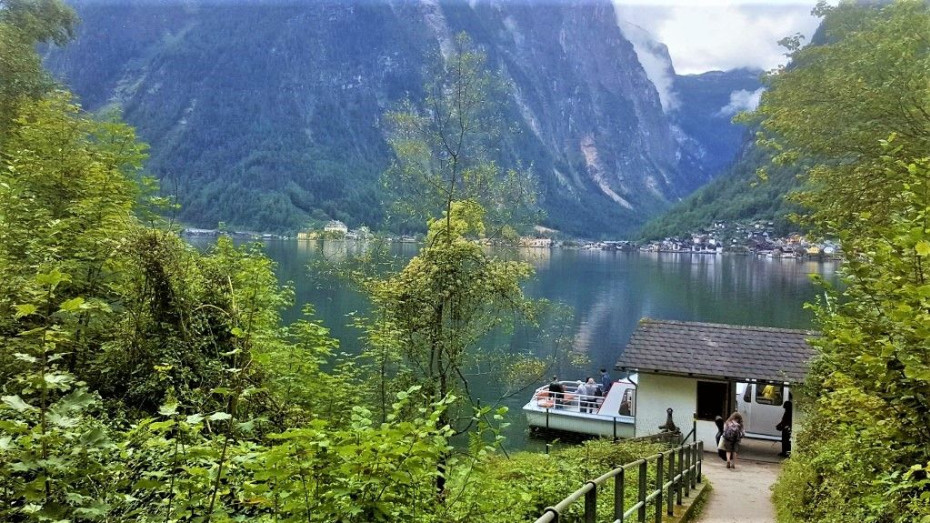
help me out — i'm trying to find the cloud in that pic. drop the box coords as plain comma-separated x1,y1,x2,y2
718,87,765,116
618,21,679,112
615,2,829,74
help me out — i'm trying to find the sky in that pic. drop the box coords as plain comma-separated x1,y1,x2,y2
613,1,828,75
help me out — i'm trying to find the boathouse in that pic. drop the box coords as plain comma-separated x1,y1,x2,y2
615,319,816,452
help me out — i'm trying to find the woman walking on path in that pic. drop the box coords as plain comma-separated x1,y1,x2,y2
718,411,745,469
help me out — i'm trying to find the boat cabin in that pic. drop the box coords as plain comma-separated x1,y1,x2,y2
615,319,815,451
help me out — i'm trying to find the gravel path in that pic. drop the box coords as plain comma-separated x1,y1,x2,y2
696,443,782,523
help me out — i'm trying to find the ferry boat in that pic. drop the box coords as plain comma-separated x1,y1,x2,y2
523,378,637,439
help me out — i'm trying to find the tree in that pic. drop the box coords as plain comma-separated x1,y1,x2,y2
0,0,77,138
775,145,930,523
751,0,930,237
383,33,536,238
0,92,144,387
361,34,542,498
757,2,930,521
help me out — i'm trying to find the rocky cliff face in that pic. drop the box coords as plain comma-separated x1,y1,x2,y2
44,0,755,236
454,2,695,213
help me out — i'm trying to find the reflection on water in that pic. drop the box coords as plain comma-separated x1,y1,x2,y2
252,241,839,450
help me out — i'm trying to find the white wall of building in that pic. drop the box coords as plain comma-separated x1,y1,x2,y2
635,374,693,437
634,374,723,450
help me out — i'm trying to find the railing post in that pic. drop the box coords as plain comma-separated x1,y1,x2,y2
584,481,597,523
689,444,696,490
684,445,691,497
676,446,683,505
638,460,648,522
666,450,675,516
616,466,625,523
697,441,704,483
655,453,664,523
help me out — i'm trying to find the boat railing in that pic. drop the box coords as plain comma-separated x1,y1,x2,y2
533,439,704,523
533,388,603,412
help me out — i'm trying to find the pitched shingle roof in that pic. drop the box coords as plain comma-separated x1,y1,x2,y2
616,319,817,384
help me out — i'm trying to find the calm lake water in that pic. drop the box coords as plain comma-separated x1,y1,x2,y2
258,240,838,451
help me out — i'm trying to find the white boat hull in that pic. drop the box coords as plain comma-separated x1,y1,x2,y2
524,407,635,438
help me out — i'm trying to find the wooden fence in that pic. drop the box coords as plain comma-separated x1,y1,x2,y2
533,439,704,523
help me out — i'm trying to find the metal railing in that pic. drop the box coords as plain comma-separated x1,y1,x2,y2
533,440,704,523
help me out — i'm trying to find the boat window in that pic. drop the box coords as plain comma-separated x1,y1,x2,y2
743,385,752,403
618,388,634,416
696,381,728,421
755,384,784,406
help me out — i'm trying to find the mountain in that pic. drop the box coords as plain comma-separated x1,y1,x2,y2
672,69,763,177
44,0,758,236
616,21,763,180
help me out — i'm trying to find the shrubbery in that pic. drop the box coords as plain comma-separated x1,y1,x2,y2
0,8,667,520
756,2,930,521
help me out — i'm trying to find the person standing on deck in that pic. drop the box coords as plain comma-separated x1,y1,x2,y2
548,376,565,408
578,377,598,413
777,396,793,457
575,378,590,412
599,368,612,394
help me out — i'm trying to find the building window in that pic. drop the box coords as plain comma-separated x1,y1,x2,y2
619,388,634,416
696,381,728,421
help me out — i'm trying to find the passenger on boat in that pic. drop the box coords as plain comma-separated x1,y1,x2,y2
577,377,598,413
599,368,612,393
548,376,565,408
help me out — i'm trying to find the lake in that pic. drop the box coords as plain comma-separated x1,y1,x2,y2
259,240,838,451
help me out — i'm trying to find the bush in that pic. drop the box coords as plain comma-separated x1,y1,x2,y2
446,439,670,522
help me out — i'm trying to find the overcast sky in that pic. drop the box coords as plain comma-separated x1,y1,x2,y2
614,1,829,74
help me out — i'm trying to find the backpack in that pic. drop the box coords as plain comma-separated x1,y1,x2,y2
723,424,740,442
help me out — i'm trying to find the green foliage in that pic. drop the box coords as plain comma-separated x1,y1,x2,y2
763,3,930,516
0,92,144,391
0,0,77,138
446,439,671,522
243,392,454,522
0,270,114,522
383,32,537,238
638,144,801,239
363,205,536,429
775,151,930,522
253,305,359,426
95,232,293,416
752,0,930,237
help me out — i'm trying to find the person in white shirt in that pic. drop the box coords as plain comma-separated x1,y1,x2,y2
577,377,598,413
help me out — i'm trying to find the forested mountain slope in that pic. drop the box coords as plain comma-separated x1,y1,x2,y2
637,143,801,239
45,0,758,236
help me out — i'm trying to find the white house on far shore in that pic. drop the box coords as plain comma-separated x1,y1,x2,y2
324,220,348,234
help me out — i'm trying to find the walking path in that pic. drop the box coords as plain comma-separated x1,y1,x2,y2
696,438,785,523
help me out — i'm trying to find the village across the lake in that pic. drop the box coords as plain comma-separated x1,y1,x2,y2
183,219,841,260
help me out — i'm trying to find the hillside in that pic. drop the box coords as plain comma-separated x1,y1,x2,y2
637,143,802,240
44,0,759,236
